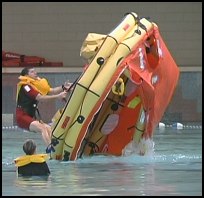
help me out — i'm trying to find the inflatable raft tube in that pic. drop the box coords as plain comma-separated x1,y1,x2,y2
80,73,129,156
62,18,154,161
50,12,138,160
80,72,146,157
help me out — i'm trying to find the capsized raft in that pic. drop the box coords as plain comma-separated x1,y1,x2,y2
50,12,179,161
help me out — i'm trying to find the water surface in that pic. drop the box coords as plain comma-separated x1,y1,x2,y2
2,127,202,196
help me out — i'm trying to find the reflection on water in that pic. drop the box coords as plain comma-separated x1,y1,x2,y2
16,175,50,186
2,128,202,196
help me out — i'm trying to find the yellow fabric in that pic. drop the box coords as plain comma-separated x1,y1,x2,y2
16,76,51,101
128,97,141,109
51,108,64,130
14,154,49,167
80,33,106,62
112,78,125,96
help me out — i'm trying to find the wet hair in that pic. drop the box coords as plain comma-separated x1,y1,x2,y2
23,139,37,155
20,67,34,76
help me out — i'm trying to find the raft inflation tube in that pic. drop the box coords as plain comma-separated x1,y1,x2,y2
81,73,128,156
133,104,146,145
50,12,139,160
62,18,154,161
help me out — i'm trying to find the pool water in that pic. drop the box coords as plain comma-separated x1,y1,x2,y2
2,127,202,196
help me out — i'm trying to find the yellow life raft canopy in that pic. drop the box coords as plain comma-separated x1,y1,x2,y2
80,33,106,63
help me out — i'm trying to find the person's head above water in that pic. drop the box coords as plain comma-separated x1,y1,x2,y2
23,139,37,155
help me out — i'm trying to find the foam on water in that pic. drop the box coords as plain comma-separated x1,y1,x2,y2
58,152,202,167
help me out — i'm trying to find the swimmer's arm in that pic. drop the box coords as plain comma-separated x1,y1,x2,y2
49,86,63,95
36,92,67,101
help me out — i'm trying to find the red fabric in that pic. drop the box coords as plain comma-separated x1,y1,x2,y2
98,26,179,155
16,108,35,130
105,90,142,155
2,59,20,67
21,85,39,99
2,51,63,67
125,26,180,138
2,51,21,61
16,85,40,130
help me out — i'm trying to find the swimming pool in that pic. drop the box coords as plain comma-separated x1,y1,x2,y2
2,127,202,196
